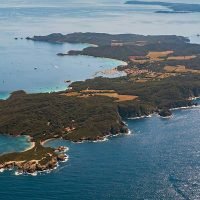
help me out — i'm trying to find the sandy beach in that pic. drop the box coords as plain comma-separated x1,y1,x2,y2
22,141,35,152
40,138,55,146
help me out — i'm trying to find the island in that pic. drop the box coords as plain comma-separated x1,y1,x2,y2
125,1,200,13
1,32,200,175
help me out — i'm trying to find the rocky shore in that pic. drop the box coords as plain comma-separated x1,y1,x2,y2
0,145,68,175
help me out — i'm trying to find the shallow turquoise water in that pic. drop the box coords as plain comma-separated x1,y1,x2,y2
0,92,10,100
0,135,31,155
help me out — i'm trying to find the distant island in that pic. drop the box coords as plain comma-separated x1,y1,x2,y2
0,32,199,174
125,1,200,13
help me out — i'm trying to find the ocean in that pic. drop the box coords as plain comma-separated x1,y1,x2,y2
1,107,200,199
0,0,200,199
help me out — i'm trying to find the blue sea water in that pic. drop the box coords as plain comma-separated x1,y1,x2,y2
0,0,200,199
0,108,199,199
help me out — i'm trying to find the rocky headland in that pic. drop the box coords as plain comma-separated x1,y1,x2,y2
0,141,68,175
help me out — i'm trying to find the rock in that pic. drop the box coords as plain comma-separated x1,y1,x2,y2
47,158,57,169
22,161,37,173
57,53,67,56
14,162,24,169
57,154,66,161
120,126,129,133
36,164,46,171
55,146,67,153
159,109,172,117
4,162,14,169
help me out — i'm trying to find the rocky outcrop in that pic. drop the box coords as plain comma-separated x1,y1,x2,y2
0,147,68,175
158,109,172,117
57,154,66,161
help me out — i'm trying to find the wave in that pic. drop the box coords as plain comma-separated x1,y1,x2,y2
170,105,200,111
60,155,69,163
0,168,5,173
128,114,153,120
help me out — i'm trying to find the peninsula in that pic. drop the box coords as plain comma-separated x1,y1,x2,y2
1,32,199,174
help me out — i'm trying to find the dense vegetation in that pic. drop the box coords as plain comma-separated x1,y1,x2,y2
27,32,188,46
71,74,200,117
68,42,200,62
1,73,198,143
0,91,127,142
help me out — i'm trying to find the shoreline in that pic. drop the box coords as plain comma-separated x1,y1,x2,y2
42,130,132,146
0,102,199,176
22,141,35,152
40,138,56,146
0,143,69,176
170,104,200,111
0,56,127,101
23,136,35,152
127,103,200,120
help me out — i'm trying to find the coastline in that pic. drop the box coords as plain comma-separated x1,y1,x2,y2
170,104,200,111
0,56,127,101
23,136,35,152
40,138,56,146
44,130,132,146
0,101,199,176
59,53,128,78
0,142,69,176
127,103,200,120
22,141,35,152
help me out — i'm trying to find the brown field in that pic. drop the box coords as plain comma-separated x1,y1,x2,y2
129,51,197,64
64,92,80,97
167,55,196,61
157,73,175,79
81,89,115,93
135,79,148,83
94,92,138,102
63,90,138,102
133,72,174,83
147,51,174,61
129,51,174,63
164,65,200,74
128,57,148,64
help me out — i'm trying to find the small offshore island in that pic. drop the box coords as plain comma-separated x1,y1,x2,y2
0,32,200,175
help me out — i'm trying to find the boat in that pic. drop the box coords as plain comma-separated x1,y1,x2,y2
64,80,71,83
